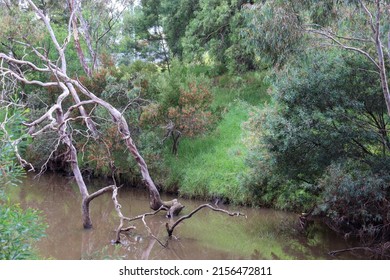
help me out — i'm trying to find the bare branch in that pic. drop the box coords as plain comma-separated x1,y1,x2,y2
24,82,70,130
68,0,92,76
166,204,246,237
0,53,50,72
141,214,167,248
109,184,171,244
307,29,380,69
26,0,68,73
64,83,99,138
0,104,35,172
360,0,376,34
85,185,115,205
0,66,57,87
329,246,382,257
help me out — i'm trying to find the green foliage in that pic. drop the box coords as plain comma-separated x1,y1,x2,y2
244,49,389,211
306,0,338,26
127,0,309,72
0,4,44,53
269,51,386,179
141,61,215,138
316,159,390,242
0,143,24,187
121,1,169,65
0,106,46,260
161,0,200,58
239,1,303,66
0,199,46,260
182,0,236,63
0,106,30,187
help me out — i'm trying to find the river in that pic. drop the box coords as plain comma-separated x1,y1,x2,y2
7,173,356,260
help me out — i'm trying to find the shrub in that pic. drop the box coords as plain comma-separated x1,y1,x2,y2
140,62,215,154
166,82,214,137
0,198,46,260
316,160,390,244
0,107,46,259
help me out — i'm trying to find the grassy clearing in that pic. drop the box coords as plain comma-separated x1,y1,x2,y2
160,72,270,203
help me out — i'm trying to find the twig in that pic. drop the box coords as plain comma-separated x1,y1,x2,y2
329,246,376,257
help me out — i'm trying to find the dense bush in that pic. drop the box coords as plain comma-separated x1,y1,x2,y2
244,49,390,216
0,198,46,260
316,160,390,242
141,61,215,144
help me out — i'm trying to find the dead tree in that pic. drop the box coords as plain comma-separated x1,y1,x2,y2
110,187,245,246
0,0,181,229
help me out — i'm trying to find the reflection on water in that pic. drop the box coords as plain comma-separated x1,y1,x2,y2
7,173,356,260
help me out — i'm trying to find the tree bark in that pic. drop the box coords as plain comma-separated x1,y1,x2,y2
373,0,390,117
68,0,92,77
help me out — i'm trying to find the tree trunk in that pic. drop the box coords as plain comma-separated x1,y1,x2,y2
55,99,92,228
374,0,390,117
82,198,93,229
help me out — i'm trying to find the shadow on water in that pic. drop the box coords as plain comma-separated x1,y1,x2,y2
7,173,357,260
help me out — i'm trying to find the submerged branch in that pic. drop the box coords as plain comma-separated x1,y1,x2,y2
111,185,167,245
328,246,385,258
329,240,390,259
166,204,246,237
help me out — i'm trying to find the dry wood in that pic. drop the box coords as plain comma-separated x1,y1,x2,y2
110,185,167,245
166,204,246,236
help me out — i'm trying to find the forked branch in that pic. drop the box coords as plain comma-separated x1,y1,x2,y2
110,185,167,245
166,204,246,237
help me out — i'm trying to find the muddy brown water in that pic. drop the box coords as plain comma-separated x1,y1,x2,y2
8,173,357,260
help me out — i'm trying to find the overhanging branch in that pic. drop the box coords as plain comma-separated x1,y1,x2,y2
306,28,380,70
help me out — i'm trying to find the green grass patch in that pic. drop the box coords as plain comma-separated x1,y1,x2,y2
162,102,252,203
212,71,270,109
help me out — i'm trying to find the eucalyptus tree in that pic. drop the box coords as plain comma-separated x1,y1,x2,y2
67,0,132,76
304,0,390,116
